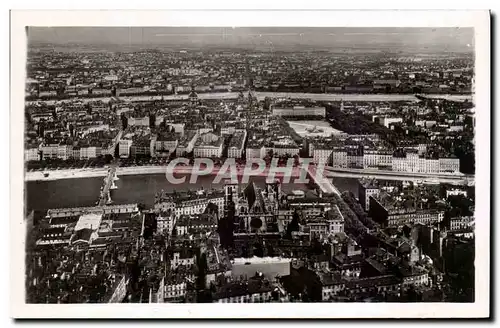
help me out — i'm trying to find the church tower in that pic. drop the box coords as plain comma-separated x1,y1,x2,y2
188,85,199,106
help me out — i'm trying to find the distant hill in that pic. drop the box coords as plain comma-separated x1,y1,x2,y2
27,27,474,54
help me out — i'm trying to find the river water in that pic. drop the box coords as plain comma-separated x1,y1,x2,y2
25,174,360,211
29,92,472,106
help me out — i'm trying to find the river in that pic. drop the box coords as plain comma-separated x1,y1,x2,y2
25,174,360,211
28,92,473,106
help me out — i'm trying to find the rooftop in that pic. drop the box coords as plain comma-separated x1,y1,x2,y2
212,277,274,300
75,213,103,231
231,257,292,265
359,178,379,190
228,131,247,149
156,189,224,205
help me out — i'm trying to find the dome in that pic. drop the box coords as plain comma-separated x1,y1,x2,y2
420,254,433,265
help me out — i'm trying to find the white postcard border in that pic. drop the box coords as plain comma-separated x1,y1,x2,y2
10,9,490,318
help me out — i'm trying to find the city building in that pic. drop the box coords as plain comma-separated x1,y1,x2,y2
378,116,403,128
153,131,178,158
170,248,196,270
369,192,444,227
119,139,133,158
212,276,277,303
227,130,247,159
358,179,381,211
272,106,326,118
156,211,176,236
176,131,199,157
25,145,40,161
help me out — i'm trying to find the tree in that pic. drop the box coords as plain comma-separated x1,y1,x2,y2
333,194,369,237
253,241,264,257
341,191,377,230
266,243,276,257
120,113,128,130
149,113,156,129
453,141,475,174
159,119,166,130
310,237,323,255
286,210,300,239
446,194,474,217
104,154,113,164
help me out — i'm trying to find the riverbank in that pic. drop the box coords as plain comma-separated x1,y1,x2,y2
25,164,311,182
25,166,167,181
25,163,474,183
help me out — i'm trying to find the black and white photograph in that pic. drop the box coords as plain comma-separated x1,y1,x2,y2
9,9,490,319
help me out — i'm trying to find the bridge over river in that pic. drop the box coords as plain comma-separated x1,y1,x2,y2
323,166,474,186
98,164,119,206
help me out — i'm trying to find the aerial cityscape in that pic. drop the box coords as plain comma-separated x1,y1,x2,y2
24,27,475,304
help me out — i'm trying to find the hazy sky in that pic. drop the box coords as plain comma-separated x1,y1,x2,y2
27,27,474,52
